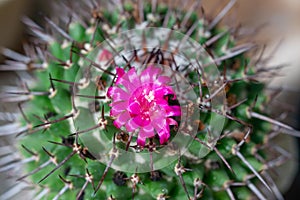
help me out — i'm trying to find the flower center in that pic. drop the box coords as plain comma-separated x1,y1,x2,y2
145,90,155,102
128,83,163,127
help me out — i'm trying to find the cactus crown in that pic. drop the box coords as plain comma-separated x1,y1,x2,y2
0,0,298,200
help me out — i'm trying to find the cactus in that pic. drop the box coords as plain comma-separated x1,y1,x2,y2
0,0,298,199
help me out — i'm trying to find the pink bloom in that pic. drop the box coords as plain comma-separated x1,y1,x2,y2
97,49,113,62
107,66,181,146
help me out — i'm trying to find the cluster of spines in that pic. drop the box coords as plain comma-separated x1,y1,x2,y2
0,0,298,199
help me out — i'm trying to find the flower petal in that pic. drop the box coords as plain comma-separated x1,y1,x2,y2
167,118,178,126
161,105,181,117
117,79,137,93
140,66,161,84
125,118,140,132
107,86,129,101
113,111,130,128
122,67,141,86
137,135,146,147
155,75,171,86
137,125,155,146
128,101,141,115
154,86,175,99
115,67,125,84
151,117,166,133
157,126,170,144
116,68,139,93
110,101,128,116
133,115,150,127
140,124,155,138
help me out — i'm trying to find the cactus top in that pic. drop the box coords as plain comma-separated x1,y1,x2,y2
107,66,181,146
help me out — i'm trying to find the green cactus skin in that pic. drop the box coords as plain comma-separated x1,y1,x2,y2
0,1,298,200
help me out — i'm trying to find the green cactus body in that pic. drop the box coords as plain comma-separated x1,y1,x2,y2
0,1,297,200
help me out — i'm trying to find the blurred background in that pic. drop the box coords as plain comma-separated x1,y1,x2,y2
0,0,299,199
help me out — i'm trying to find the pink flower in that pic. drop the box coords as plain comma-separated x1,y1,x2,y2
107,66,181,146
97,49,113,62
